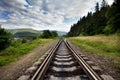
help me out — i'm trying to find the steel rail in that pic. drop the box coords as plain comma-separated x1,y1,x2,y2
64,39,102,80
31,39,63,80
31,39,102,80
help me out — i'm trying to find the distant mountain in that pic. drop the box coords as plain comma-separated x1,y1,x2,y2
14,31,38,37
7,28,67,37
7,28,40,34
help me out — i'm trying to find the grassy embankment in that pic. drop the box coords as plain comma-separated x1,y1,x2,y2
68,35,120,72
0,39,54,67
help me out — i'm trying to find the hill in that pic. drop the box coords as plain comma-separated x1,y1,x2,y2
7,28,67,37
7,28,40,34
14,31,38,38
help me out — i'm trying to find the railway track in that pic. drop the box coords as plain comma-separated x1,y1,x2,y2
18,39,114,80
31,39,102,80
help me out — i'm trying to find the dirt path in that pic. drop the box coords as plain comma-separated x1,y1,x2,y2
0,42,54,80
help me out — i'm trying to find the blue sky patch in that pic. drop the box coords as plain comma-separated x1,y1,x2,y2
0,11,11,19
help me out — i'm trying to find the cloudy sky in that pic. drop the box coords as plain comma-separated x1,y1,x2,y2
0,0,114,32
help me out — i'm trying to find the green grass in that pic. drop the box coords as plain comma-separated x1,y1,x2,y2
68,35,120,75
0,38,54,66
69,35,120,58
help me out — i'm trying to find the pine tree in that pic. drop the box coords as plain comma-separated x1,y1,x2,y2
104,0,120,34
95,3,99,12
101,0,108,8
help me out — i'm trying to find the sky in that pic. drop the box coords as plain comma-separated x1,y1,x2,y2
0,0,114,32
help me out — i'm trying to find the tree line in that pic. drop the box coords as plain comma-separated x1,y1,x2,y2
68,0,120,36
39,30,58,38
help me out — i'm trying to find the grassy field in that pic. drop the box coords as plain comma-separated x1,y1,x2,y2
68,35,120,74
69,35,120,58
0,38,54,66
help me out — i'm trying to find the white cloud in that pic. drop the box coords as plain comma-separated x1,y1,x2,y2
0,0,114,32
0,19,7,23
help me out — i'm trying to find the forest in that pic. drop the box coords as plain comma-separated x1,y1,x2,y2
68,0,120,36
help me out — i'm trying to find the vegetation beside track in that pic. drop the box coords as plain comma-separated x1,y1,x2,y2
69,35,120,58
68,35,120,78
0,39,54,67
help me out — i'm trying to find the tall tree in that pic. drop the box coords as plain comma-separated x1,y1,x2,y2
0,27,11,50
104,0,120,34
95,3,99,12
101,0,108,8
